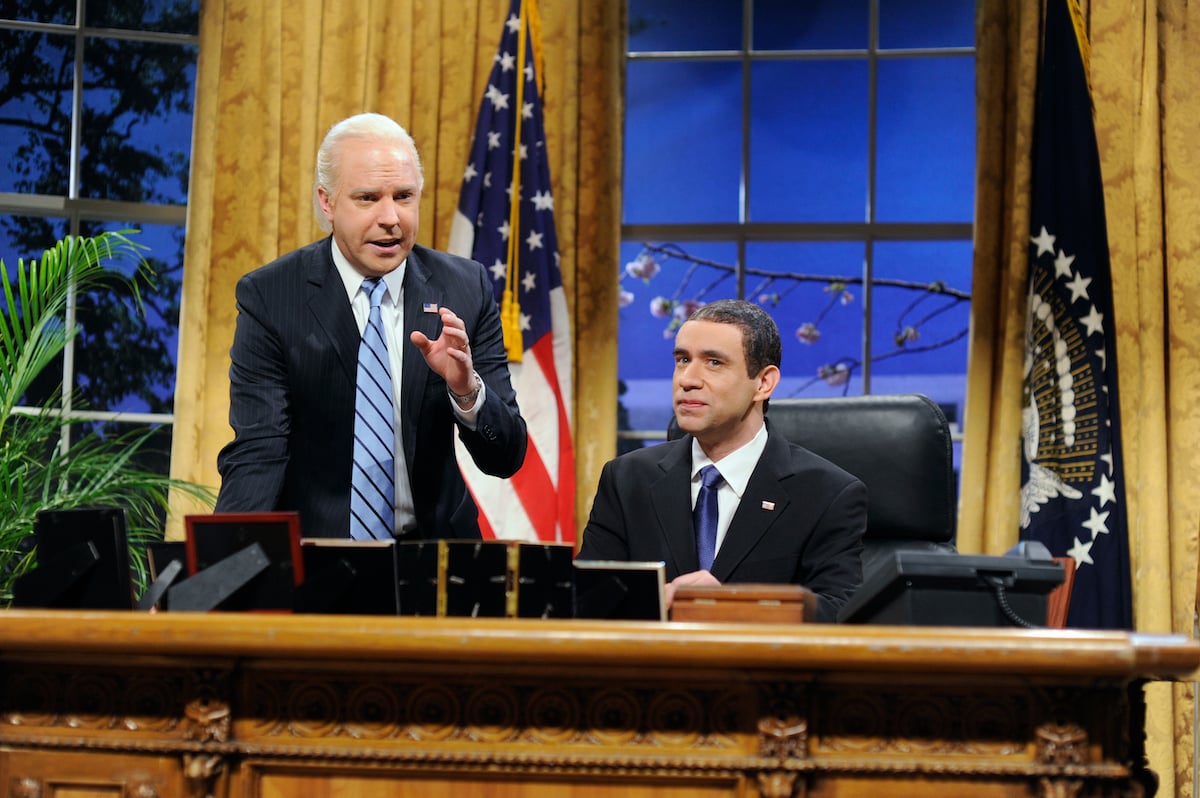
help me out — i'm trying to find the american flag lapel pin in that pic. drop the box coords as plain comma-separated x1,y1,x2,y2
761,500,776,511
422,302,439,313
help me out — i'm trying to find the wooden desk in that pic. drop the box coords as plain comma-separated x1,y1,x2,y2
0,611,1195,798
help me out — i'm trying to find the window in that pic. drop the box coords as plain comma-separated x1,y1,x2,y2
619,0,975,462
0,0,200,470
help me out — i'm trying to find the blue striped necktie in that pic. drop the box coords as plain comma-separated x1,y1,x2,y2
694,465,723,571
350,277,395,540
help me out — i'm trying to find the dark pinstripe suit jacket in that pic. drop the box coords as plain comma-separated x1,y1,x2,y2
215,238,527,539
577,428,866,622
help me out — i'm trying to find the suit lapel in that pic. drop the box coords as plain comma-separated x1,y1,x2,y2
710,431,792,581
305,239,359,385
399,248,442,465
651,439,698,575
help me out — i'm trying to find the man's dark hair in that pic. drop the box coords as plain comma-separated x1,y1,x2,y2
687,299,782,378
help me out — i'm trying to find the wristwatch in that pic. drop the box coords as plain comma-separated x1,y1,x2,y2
451,371,482,406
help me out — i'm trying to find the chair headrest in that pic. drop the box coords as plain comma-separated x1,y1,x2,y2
669,394,956,545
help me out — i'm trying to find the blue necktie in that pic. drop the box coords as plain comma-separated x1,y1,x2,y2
694,465,723,571
350,278,395,540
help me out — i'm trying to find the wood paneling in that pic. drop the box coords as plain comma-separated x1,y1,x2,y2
0,611,1195,798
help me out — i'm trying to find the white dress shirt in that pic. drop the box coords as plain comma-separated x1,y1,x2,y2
329,239,482,534
690,423,769,560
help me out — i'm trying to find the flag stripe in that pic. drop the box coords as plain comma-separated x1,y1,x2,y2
450,0,576,544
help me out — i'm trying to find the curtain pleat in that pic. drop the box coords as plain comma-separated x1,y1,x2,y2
969,1,1200,794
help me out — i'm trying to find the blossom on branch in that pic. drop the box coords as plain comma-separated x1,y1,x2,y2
796,322,821,345
625,252,660,282
649,296,674,318
824,281,854,306
619,242,970,396
673,299,703,321
818,363,852,387
895,325,919,346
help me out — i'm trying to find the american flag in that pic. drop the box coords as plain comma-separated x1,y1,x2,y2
448,0,576,544
1019,0,1131,628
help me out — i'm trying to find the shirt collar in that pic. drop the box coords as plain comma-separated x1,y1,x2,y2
690,422,768,499
329,237,406,304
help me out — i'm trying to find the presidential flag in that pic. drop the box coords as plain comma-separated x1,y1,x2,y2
1019,0,1131,628
448,0,576,544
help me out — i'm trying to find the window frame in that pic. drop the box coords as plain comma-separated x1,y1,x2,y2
0,10,198,430
620,0,975,445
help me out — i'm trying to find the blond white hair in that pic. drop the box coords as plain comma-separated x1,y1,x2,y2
311,113,425,232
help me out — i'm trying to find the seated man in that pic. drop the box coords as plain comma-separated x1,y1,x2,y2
578,299,866,622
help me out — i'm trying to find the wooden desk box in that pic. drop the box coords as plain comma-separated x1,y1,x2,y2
670,583,816,623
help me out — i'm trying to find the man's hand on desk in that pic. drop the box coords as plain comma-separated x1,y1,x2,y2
665,569,721,610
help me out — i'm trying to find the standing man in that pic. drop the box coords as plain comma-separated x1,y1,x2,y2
215,113,526,540
578,300,866,622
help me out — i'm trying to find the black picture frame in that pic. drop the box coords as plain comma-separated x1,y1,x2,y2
572,560,666,621
14,506,135,610
184,512,303,612
298,538,400,615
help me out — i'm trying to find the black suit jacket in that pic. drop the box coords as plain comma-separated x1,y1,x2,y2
578,427,866,622
215,238,527,539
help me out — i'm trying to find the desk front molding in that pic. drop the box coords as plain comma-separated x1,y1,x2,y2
0,611,1195,798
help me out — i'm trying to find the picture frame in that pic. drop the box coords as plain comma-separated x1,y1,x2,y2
13,506,134,610
572,560,667,622
183,512,303,612
298,538,399,615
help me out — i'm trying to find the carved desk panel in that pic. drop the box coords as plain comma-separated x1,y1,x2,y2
0,611,1195,798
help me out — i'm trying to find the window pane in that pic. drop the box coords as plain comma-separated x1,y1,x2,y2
750,60,868,222
747,241,866,397
3,1,74,24
80,37,197,203
620,0,976,447
880,0,974,49
624,61,741,224
0,213,68,266
0,29,74,195
629,0,741,52
868,240,971,423
753,0,868,51
74,222,182,414
875,56,974,222
85,0,200,36
618,240,739,435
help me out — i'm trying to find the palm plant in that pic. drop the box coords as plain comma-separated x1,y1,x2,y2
0,231,214,604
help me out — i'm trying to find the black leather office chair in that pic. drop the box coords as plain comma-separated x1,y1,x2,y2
668,393,958,575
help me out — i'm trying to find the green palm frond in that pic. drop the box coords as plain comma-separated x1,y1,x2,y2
0,232,145,436
0,232,215,604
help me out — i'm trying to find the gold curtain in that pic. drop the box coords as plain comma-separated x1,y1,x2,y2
965,1,1200,794
168,0,624,540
